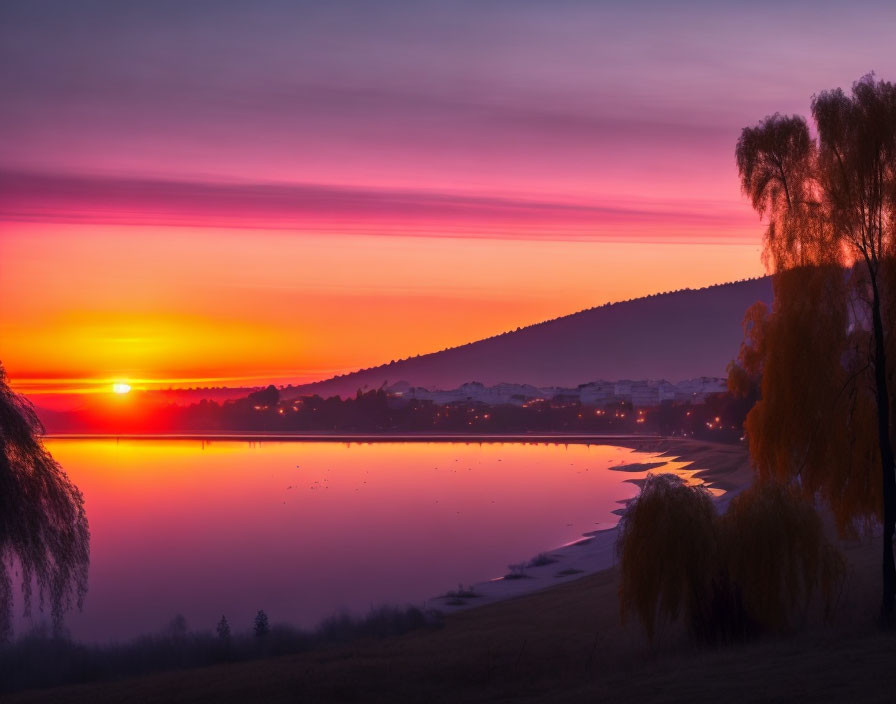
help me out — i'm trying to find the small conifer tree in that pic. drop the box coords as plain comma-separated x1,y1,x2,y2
216,615,231,642
254,609,269,638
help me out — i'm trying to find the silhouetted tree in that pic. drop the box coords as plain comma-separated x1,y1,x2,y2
247,385,279,407
731,74,896,623
167,614,188,640
0,363,90,641
253,609,269,638
216,615,230,642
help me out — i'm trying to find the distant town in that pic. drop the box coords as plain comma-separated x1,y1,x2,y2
40,378,751,441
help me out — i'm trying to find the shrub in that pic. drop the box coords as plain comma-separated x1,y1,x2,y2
617,474,844,642
616,473,719,639
0,605,442,695
503,563,531,580
442,584,480,599
720,481,845,632
526,553,559,568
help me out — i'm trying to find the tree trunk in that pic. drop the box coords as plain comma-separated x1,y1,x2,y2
870,276,896,626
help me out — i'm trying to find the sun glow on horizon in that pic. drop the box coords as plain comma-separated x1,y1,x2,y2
1,224,764,399
112,383,132,395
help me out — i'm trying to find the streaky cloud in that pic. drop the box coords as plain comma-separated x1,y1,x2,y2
0,169,753,242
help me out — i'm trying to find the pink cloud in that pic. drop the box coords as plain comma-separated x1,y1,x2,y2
0,169,756,242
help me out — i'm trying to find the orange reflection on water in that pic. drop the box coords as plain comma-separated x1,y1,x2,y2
36,440,710,642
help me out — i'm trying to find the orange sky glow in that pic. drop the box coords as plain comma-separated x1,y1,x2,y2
2,222,763,397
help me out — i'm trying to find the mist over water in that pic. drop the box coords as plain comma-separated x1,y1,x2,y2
25,440,692,642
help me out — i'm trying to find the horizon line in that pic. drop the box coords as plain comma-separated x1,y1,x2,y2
10,274,769,397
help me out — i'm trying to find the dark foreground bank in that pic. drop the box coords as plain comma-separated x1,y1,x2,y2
6,525,892,702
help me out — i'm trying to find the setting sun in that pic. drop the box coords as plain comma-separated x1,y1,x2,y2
112,382,132,394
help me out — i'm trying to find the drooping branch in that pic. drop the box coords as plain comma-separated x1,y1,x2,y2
0,364,90,640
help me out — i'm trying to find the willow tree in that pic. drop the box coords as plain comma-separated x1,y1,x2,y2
730,74,896,623
0,364,90,640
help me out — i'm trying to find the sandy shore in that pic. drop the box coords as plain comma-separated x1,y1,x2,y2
429,438,754,612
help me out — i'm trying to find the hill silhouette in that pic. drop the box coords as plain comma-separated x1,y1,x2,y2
287,277,773,399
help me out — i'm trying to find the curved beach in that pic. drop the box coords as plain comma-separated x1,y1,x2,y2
430,438,754,611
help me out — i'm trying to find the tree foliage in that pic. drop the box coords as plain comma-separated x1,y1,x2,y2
729,74,896,619
617,474,844,641
721,481,845,631
0,364,90,641
216,615,231,642
731,267,874,533
253,610,269,638
616,474,718,640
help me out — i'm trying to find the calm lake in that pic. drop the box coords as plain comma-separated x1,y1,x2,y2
30,439,696,642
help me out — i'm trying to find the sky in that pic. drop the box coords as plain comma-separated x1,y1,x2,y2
2,0,895,396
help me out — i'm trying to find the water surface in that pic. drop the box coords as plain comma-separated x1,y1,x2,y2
29,440,696,641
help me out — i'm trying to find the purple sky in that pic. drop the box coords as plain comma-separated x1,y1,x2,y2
3,0,894,226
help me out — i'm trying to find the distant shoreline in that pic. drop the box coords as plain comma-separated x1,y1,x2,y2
43,432,665,443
